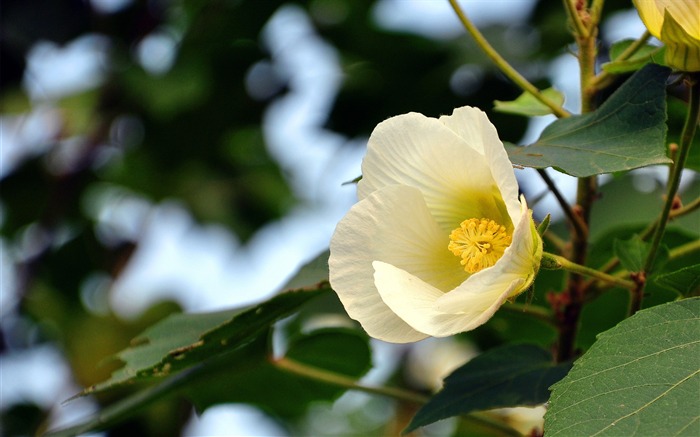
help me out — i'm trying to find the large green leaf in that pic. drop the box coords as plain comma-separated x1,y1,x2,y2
47,328,371,436
506,64,671,177
81,252,332,395
404,344,571,433
545,298,700,436
81,288,328,395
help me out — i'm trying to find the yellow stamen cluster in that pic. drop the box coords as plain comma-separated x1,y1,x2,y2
448,218,511,273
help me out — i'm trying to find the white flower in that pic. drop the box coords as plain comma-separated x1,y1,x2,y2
329,106,543,343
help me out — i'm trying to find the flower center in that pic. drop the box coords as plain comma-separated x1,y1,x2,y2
448,218,512,273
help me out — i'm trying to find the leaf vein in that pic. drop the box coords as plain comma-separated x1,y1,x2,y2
589,369,700,436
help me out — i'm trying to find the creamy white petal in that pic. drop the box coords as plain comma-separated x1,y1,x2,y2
373,260,523,337
438,106,521,222
358,112,511,232
329,185,468,343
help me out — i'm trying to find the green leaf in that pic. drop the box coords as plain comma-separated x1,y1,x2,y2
47,363,203,437
404,344,571,433
81,251,332,395
613,235,671,277
48,328,371,436
506,64,672,177
537,213,551,237
655,264,700,296
81,288,327,395
281,250,329,290
579,225,697,350
614,235,648,272
545,298,700,436
602,39,665,74
494,88,565,116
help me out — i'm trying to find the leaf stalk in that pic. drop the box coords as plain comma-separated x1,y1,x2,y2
542,252,636,290
536,168,588,240
272,357,521,436
643,76,700,276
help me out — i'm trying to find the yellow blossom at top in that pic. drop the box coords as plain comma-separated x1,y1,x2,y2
329,106,543,343
633,0,700,71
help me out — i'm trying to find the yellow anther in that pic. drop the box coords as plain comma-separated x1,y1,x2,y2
448,218,511,273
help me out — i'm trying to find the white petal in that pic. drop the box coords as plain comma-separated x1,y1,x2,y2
374,260,523,337
330,185,467,343
358,111,512,232
439,106,521,223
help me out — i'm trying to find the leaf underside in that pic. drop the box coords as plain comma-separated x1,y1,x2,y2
506,63,672,177
405,343,571,433
81,251,332,396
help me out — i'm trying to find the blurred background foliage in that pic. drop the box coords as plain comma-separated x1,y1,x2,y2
1,0,698,436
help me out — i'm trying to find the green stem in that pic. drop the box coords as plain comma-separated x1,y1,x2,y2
274,356,428,404
589,0,606,28
628,76,700,315
669,239,700,261
273,357,521,436
448,0,570,118
537,168,588,239
593,196,700,279
543,252,635,290
578,35,598,114
643,76,700,274
613,30,651,62
640,194,700,242
555,13,599,358
563,0,589,38
589,31,652,92
672,196,700,218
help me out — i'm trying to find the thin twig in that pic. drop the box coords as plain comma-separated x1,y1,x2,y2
274,356,428,404
448,0,570,118
668,239,700,261
273,357,522,436
643,76,700,274
563,0,589,38
537,168,588,239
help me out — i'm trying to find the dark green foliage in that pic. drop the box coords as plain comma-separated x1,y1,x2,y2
405,344,571,433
